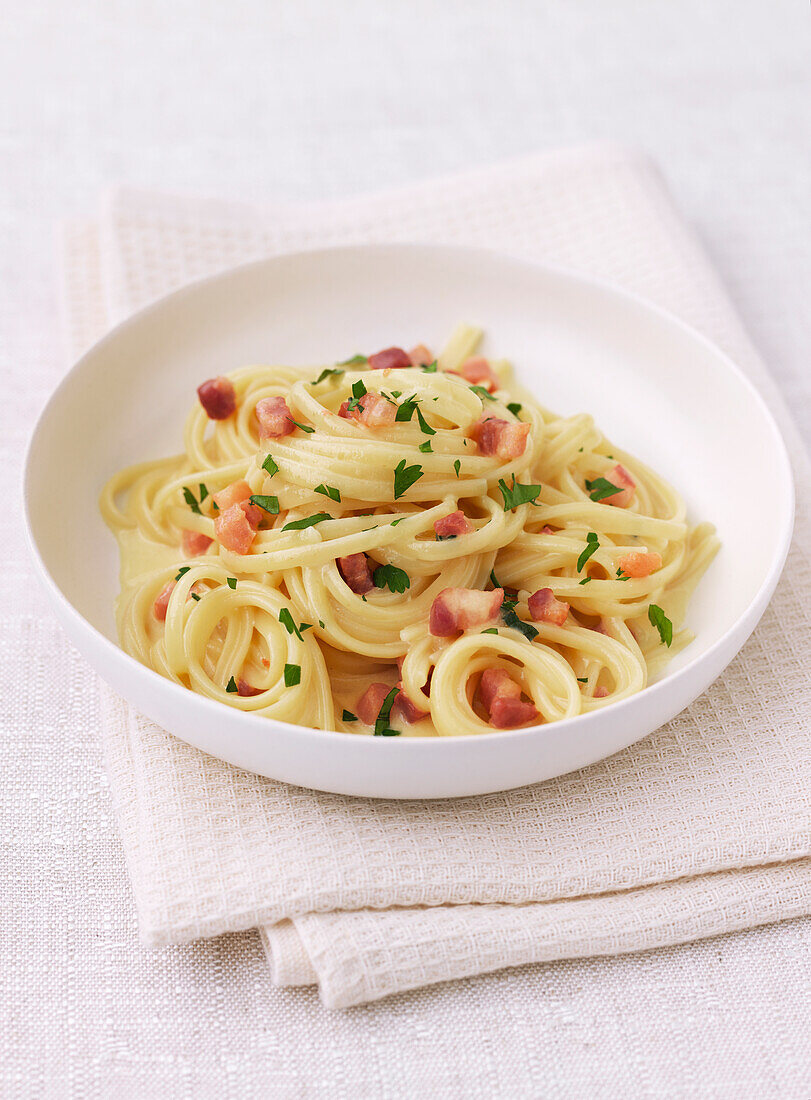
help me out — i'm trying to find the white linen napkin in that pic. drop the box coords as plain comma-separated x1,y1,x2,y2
61,145,811,1008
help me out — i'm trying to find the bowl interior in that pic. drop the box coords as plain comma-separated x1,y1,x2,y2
27,246,789,681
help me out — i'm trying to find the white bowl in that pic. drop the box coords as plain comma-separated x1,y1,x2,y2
24,245,793,798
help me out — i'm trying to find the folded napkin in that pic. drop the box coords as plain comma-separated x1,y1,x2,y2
61,145,811,1008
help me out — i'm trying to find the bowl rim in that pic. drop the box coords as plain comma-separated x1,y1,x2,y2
23,241,796,752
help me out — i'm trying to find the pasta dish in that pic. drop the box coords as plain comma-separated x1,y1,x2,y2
100,325,718,736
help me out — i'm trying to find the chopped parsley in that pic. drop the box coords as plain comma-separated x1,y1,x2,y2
576,677,588,684
250,494,280,515
579,577,592,585
262,454,279,477
226,577,237,590
421,360,438,372
416,407,435,435
318,619,326,628
584,477,622,502
502,606,539,641
481,627,499,635
454,459,461,478
346,378,368,413
373,564,411,594
489,568,502,589
648,604,673,647
577,532,600,571
395,395,420,422
373,686,401,736
498,476,542,511
338,354,368,366
390,518,405,526
313,367,345,384
182,487,202,515
278,608,303,639
469,385,497,401
198,483,209,503
190,592,201,601
342,709,358,722
281,512,331,531
299,622,313,632
226,676,238,693
289,417,315,434
507,402,523,417
175,566,191,582
284,663,301,686
418,440,433,453
616,568,630,581
393,460,423,499
314,483,341,503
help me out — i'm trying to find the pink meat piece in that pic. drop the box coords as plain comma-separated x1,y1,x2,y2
368,347,412,371
429,587,504,636
197,376,236,420
153,580,176,621
337,553,374,594
255,395,296,438
408,344,434,366
469,416,530,460
212,480,252,511
528,588,569,625
181,529,213,557
604,463,635,508
617,551,662,577
456,356,500,392
478,668,538,729
214,500,262,554
433,510,473,539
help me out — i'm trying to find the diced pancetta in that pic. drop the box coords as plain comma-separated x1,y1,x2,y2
237,679,263,697
339,392,397,427
408,344,434,367
212,480,252,511
392,684,429,723
429,587,504,636
594,686,610,698
337,552,374,594
356,682,394,726
153,580,176,621
181,529,213,557
434,510,473,539
617,551,662,578
368,347,412,371
605,463,635,508
255,396,295,438
455,356,500,392
469,416,530,460
197,376,236,420
528,588,569,625
477,668,539,729
214,500,262,554
541,525,555,534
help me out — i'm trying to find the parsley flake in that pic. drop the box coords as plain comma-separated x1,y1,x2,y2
278,608,302,639
507,402,523,417
289,417,315,434
576,677,588,684
481,627,499,635
489,568,501,589
416,407,435,435
313,367,345,384
418,440,432,453
498,476,542,511
198,483,209,503
648,604,673,647
373,564,411,594
395,395,420,422
390,518,405,526
342,709,358,722
393,460,423,499
338,354,368,366
182,487,201,515
282,513,331,531
577,532,600,572
346,378,368,413
421,360,438,372
373,686,401,736
469,385,497,401
579,578,592,585
284,663,301,686
262,454,279,477
190,592,201,601
584,477,622,502
226,577,237,590
616,568,630,581
314,483,341,503
502,606,539,641
318,620,325,628
175,566,191,582
250,494,279,515
454,459,461,478
226,676,238,693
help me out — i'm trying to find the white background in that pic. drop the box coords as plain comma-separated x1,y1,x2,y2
2,1,810,1096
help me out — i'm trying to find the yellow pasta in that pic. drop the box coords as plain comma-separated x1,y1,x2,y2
101,325,719,737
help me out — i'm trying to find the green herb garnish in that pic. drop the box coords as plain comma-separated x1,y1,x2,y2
418,440,433,453
454,459,461,478
262,454,279,477
421,360,438,372
342,709,358,722
314,483,341,503
502,606,539,642
577,532,600,571
226,577,237,590
616,568,630,581
278,608,302,639
481,628,499,635
198,483,209,503
284,663,301,686
250,494,279,515
226,676,238,693
416,407,435,435
373,564,411,594
313,367,345,384
289,417,315,434
577,677,588,683
175,566,191,582
469,385,497,401
498,476,542,511
346,378,368,413
390,518,405,526
579,578,592,585
393,460,423,499
507,402,522,417
373,685,401,736
584,477,622,502
648,604,673,647
395,395,420,422
338,354,368,366
190,592,201,601
281,513,331,531
489,568,501,589
183,487,201,515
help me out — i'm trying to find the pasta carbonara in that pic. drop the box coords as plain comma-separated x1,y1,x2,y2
101,325,718,737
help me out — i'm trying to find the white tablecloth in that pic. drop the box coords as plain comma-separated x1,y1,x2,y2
3,1,810,1096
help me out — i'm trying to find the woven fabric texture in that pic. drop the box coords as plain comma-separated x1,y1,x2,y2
62,146,811,1008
